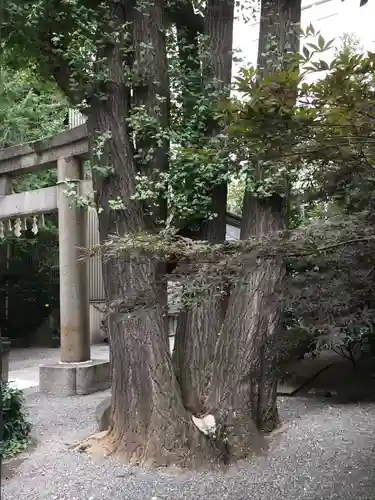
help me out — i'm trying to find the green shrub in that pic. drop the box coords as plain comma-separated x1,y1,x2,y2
315,325,375,369
0,382,31,459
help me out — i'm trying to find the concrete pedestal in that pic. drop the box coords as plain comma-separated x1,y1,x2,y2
39,359,110,396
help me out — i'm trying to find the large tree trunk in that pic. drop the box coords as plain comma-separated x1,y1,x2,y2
85,0,209,467
241,0,301,427
206,257,284,460
205,0,301,459
132,2,171,339
206,206,286,460
238,198,288,432
172,0,234,415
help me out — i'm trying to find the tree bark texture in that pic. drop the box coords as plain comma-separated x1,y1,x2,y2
84,0,208,466
173,0,235,415
216,0,301,434
132,2,170,220
242,0,301,234
132,2,171,338
242,0,301,238
206,257,284,459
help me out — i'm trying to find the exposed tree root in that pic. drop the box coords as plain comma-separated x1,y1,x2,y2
73,430,115,458
264,422,289,452
73,417,279,469
73,426,218,469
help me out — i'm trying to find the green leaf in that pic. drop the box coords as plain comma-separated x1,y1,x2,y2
0,382,31,459
318,35,325,50
302,46,310,59
306,43,320,52
324,38,335,51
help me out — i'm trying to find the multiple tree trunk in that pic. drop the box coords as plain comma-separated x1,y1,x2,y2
85,0,204,465
52,0,302,466
175,0,302,452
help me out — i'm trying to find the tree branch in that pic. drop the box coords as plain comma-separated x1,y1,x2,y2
288,236,375,258
39,34,88,106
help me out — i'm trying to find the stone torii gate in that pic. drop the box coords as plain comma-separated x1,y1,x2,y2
0,125,110,396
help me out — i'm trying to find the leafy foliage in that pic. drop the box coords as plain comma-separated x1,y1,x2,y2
0,49,62,342
131,29,231,227
91,30,375,365
3,5,375,344
0,65,66,149
0,382,31,459
0,57,67,192
284,218,375,356
227,176,245,216
1,1,230,227
315,327,373,367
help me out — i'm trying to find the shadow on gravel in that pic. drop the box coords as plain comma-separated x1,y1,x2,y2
292,357,375,404
2,456,27,480
2,440,37,480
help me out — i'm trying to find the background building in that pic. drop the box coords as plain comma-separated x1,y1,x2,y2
233,0,375,76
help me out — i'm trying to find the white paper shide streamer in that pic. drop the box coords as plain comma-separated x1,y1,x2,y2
0,215,45,239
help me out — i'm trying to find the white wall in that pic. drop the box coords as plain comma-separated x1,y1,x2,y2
233,0,375,77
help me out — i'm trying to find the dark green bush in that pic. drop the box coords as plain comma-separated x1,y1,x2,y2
0,382,31,459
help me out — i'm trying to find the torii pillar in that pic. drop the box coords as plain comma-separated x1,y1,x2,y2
57,156,89,363
39,156,110,396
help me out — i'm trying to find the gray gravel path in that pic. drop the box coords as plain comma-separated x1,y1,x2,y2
2,389,375,500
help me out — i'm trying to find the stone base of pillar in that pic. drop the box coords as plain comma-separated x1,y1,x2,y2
39,360,110,396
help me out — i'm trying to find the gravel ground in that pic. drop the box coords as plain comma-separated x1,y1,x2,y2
2,389,375,500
